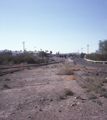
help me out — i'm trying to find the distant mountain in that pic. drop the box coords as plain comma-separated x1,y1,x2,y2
0,49,21,53
60,52,80,55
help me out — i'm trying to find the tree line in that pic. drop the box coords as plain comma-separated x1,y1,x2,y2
0,51,49,65
86,40,107,61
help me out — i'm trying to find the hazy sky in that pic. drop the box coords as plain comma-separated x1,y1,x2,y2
0,0,107,53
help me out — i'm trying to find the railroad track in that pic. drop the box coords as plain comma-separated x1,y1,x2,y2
75,73,96,88
0,61,62,76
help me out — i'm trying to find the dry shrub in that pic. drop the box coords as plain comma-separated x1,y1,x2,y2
20,62,27,65
66,75,77,80
63,88,74,96
24,68,28,71
57,68,74,75
70,68,80,71
75,65,82,68
86,67,98,70
86,77,103,88
56,94,65,100
87,93,97,100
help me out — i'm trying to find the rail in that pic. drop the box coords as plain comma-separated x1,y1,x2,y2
68,58,74,62
75,73,95,88
0,61,62,76
84,58,107,64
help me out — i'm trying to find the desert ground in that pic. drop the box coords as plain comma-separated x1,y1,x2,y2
0,58,107,120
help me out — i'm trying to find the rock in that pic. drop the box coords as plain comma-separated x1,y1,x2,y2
75,97,77,99
59,110,61,112
50,99,53,101
35,106,38,108
96,73,99,76
39,109,42,111
71,104,75,107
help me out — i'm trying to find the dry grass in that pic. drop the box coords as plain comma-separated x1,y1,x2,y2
57,68,74,75
66,75,77,80
85,67,99,70
80,76,107,98
70,68,80,71
87,93,97,100
24,68,28,71
57,64,80,75
0,83,10,89
63,88,74,96
85,77,103,88
75,65,82,68
56,88,74,101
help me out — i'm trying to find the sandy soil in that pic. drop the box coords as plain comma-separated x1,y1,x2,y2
0,59,107,120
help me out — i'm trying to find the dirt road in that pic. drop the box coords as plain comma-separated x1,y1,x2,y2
0,59,107,120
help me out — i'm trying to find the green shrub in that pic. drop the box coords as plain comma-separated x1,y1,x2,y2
63,88,74,96
0,51,47,65
56,94,65,100
1,83,10,89
86,53,107,61
99,92,107,98
87,93,97,100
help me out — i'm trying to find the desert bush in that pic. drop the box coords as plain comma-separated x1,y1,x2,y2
63,88,74,96
85,77,103,88
1,83,10,89
99,92,107,98
57,67,74,75
87,93,97,100
56,94,65,100
56,88,74,101
102,78,107,83
0,51,47,65
82,77,107,98
5,78,10,81
96,100,102,105
86,53,107,61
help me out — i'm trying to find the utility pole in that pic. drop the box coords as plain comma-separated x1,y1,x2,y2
87,45,89,54
81,48,83,53
78,50,79,58
23,42,25,52
34,47,36,52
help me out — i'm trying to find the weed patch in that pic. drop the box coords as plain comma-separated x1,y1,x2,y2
99,92,107,98
5,78,11,81
56,94,65,101
63,88,74,96
0,83,10,89
87,93,97,100
79,76,107,98
57,68,74,75
56,88,74,101
66,75,77,80
86,67,98,70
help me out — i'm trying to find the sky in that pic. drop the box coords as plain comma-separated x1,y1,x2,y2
0,0,107,54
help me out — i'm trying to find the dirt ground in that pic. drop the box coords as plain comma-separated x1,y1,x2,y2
0,59,107,120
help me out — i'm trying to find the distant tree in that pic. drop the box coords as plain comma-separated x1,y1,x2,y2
80,53,86,58
86,40,107,61
38,51,47,58
50,51,52,54
97,40,107,54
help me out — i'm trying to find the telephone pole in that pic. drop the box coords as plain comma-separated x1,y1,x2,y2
23,42,25,52
87,45,89,54
81,48,83,53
